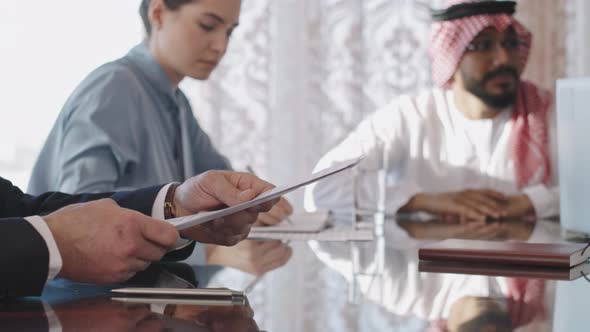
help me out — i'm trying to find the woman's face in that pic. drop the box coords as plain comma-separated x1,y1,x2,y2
150,0,241,81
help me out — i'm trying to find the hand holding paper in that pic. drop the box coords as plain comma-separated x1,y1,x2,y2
168,157,363,237
166,157,362,248
173,170,279,246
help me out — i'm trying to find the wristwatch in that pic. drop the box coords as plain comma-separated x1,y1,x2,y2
164,183,180,219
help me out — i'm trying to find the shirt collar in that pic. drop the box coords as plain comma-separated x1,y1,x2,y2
127,41,179,106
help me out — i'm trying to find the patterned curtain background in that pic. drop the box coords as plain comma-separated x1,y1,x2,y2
181,0,581,331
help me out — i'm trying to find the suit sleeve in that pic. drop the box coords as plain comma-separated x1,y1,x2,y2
1,177,162,218
0,218,50,298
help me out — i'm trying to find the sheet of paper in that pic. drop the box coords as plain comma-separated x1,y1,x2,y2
248,225,374,242
167,157,363,230
250,211,332,233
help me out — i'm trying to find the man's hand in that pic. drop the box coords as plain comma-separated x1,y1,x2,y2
171,301,259,332
206,240,292,276
255,197,293,226
401,189,509,222
173,171,279,246
44,199,179,284
502,194,535,218
54,298,163,331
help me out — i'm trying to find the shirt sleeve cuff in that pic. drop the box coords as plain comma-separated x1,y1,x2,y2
150,303,167,314
42,302,63,332
387,181,422,215
25,216,63,280
522,185,559,219
151,183,174,220
152,183,195,251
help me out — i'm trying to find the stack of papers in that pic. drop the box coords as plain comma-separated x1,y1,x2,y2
248,211,373,241
251,211,333,233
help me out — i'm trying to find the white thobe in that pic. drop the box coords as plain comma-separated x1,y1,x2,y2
305,87,559,218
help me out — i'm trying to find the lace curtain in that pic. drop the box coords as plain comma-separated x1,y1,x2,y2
183,0,584,330
0,2,583,329
182,1,586,330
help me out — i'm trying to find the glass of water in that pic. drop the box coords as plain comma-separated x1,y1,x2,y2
351,137,390,236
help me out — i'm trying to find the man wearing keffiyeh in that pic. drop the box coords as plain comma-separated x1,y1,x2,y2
306,0,558,223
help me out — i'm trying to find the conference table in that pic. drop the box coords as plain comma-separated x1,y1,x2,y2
1,216,589,331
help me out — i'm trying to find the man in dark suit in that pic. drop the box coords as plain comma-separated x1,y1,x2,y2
0,170,278,298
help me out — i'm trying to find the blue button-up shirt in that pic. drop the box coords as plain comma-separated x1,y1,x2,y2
28,42,231,195
28,43,232,264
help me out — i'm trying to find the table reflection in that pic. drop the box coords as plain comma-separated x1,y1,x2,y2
0,263,262,332
309,217,565,330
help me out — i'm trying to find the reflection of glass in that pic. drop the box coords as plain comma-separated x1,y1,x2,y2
348,236,386,305
348,131,390,304
352,166,387,234
351,133,390,237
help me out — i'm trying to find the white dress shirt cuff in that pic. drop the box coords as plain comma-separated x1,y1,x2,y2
25,216,63,280
151,183,174,220
150,303,167,314
151,183,194,251
388,181,423,215
42,302,63,332
522,185,559,219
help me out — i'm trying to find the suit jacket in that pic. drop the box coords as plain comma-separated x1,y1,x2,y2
0,177,194,298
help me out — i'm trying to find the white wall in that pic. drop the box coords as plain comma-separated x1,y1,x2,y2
580,0,590,76
0,0,144,189
570,0,590,76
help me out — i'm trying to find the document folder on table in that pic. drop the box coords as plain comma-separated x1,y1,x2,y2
248,211,373,241
419,239,590,268
250,211,332,233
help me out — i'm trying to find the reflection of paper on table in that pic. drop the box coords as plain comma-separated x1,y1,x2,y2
251,211,333,233
166,157,363,230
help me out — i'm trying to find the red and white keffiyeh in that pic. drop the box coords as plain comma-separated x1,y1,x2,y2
430,0,552,189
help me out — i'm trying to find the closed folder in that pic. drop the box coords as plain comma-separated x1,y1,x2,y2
418,239,590,268
418,260,590,281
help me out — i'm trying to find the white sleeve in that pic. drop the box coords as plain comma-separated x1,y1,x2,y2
24,216,63,280
152,183,193,251
522,185,559,218
151,183,173,220
42,302,63,332
305,100,412,216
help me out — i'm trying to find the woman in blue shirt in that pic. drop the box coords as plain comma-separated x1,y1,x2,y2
29,0,292,274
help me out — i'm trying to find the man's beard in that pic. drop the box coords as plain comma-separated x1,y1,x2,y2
461,66,519,109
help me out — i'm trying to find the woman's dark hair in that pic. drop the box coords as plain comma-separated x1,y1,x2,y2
139,0,194,36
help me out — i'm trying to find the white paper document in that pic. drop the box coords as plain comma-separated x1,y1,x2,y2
248,225,374,242
167,157,363,230
250,211,332,233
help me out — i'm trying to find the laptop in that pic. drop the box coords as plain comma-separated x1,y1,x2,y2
556,77,590,235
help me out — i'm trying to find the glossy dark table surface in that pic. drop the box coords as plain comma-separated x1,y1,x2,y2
2,217,590,331
0,264,262,332
307,217,590,331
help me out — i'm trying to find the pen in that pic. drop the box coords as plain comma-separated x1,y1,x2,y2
246,165,294,225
